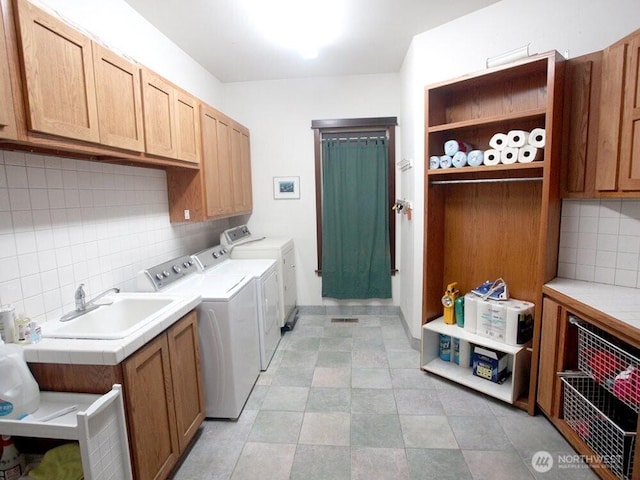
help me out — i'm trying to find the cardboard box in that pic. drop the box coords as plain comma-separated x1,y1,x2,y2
472,346,508,383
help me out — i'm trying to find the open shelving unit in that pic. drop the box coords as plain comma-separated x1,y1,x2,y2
421,51,565,413
0,385,132,480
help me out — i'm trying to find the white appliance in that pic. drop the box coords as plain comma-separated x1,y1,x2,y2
192,246,282,370
137,255,259,420
222,225,298,330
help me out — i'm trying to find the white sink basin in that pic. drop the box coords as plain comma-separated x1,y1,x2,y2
42,295,179,340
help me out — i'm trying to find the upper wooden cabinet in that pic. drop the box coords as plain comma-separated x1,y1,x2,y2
167,104,252,223
563,28,640,197
141,68,201,164
0,3,17,139
92,42,145,152
141,68,177,159
14,0,100,143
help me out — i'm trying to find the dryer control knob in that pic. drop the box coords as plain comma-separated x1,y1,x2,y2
162,270,171,277
172,265,182,274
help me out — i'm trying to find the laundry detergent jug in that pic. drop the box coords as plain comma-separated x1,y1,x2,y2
0,341,40,420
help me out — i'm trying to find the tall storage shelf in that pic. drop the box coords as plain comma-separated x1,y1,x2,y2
421,51,565,413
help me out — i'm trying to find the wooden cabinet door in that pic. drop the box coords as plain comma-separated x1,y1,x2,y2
209,110,234,216
231,124,252,214
14,0,99,143
0,4,17,140
141,68,176,158
537,297,561,416
123,334,179,480
167,311,204,452
618,34,640,191
561,52,602,198
595,42,627,192
174,90,200,164
92,42,144,152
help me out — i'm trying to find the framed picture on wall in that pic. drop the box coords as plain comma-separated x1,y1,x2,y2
273,176,300,199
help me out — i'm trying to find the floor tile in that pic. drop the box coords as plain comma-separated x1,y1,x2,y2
351,447,409,480
406,448,473,480
394,388,444,415
311,366,351,387
462,449,535,480
351,388,397,414
497,414,574,454
260,386,309,412
230,442,296,480
399,415,458,449
316,350,352,367
387,350,420,368
290,445,351,480
352,349,389,368
351,413,404,448
448,415,512,450
247,410,303,443
390,368,434,389
278,349,319,369
323,324,354,337
270,365,315,387
306,387,351,412
298,412,351,446
352,368,392,389
283,336,321,351
319,336,352,351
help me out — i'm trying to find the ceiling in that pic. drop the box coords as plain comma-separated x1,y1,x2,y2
123,0,499,83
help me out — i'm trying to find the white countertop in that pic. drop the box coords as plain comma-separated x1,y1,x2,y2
20,294,201,366
544,278,640,331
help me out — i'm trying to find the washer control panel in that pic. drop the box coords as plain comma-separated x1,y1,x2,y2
191,245,229,271
141,255,197,291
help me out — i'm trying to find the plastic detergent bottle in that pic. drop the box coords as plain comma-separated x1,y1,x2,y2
0,341,40,420
0,435,25,480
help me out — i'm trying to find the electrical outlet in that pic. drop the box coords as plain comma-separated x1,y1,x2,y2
184,209,190,220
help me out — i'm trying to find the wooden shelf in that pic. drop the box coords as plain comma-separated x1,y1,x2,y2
427,108,546,133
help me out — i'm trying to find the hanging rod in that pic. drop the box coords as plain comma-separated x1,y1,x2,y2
430,176,543,185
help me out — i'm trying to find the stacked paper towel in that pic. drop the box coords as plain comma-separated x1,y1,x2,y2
430,139,477,169
463,293,534,346
484,128,545,166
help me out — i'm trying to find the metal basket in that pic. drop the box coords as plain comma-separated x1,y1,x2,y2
571,317,640,413
561,373,636,480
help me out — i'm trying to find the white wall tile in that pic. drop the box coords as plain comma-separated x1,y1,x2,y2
6,165,28,188
559,199,640,290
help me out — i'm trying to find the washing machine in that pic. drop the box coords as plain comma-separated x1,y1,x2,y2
137,255,259,419
192,245,282,370
221,225,298,330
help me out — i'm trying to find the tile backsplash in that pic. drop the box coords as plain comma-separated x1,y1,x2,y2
0,150,229,323
558,198,640,288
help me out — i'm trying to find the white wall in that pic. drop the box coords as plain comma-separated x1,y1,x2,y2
223,74,402,307
399,0,640,339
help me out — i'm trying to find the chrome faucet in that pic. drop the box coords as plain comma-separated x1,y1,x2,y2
61,284,120,322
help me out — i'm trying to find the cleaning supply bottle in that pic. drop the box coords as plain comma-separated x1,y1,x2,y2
0,435,25,480
0,341,40,420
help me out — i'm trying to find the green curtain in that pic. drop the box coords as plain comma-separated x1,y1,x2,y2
321,136,392,299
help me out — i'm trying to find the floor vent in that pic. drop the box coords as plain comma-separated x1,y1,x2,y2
331,318,359,323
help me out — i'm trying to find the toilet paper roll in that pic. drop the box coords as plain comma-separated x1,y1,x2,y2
484,149,501,166
528,128,546,148
429,155,440,169
477,299,506,341
518,145,542,163
507,130,528,148
500,147,519,164
452,151,467,168
444,140,473,157
463,293,478,335
439,155,452,169
467,150,484,167
489,132,508,150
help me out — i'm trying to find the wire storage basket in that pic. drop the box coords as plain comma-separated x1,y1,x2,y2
571,316,640,413
561,373,637,480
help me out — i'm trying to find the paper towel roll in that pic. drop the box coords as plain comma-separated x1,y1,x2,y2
467,150,484,167
518,145,542,163
489,133,508,150
439,155,452,169
500,147,519,165
484,149,500,166
452,151,467,168
444,140,472,157
507,130,528,148
528,128,546,148
429,155,440,169
457,340,472,368
477,299,506,341
463,293,478,334
504,300,535,346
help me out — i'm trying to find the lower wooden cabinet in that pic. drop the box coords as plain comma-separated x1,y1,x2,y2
27,310,204,480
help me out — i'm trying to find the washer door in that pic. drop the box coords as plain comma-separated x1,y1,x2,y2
260,268,282,369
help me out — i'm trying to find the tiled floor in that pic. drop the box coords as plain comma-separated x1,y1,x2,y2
171,314,597,480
